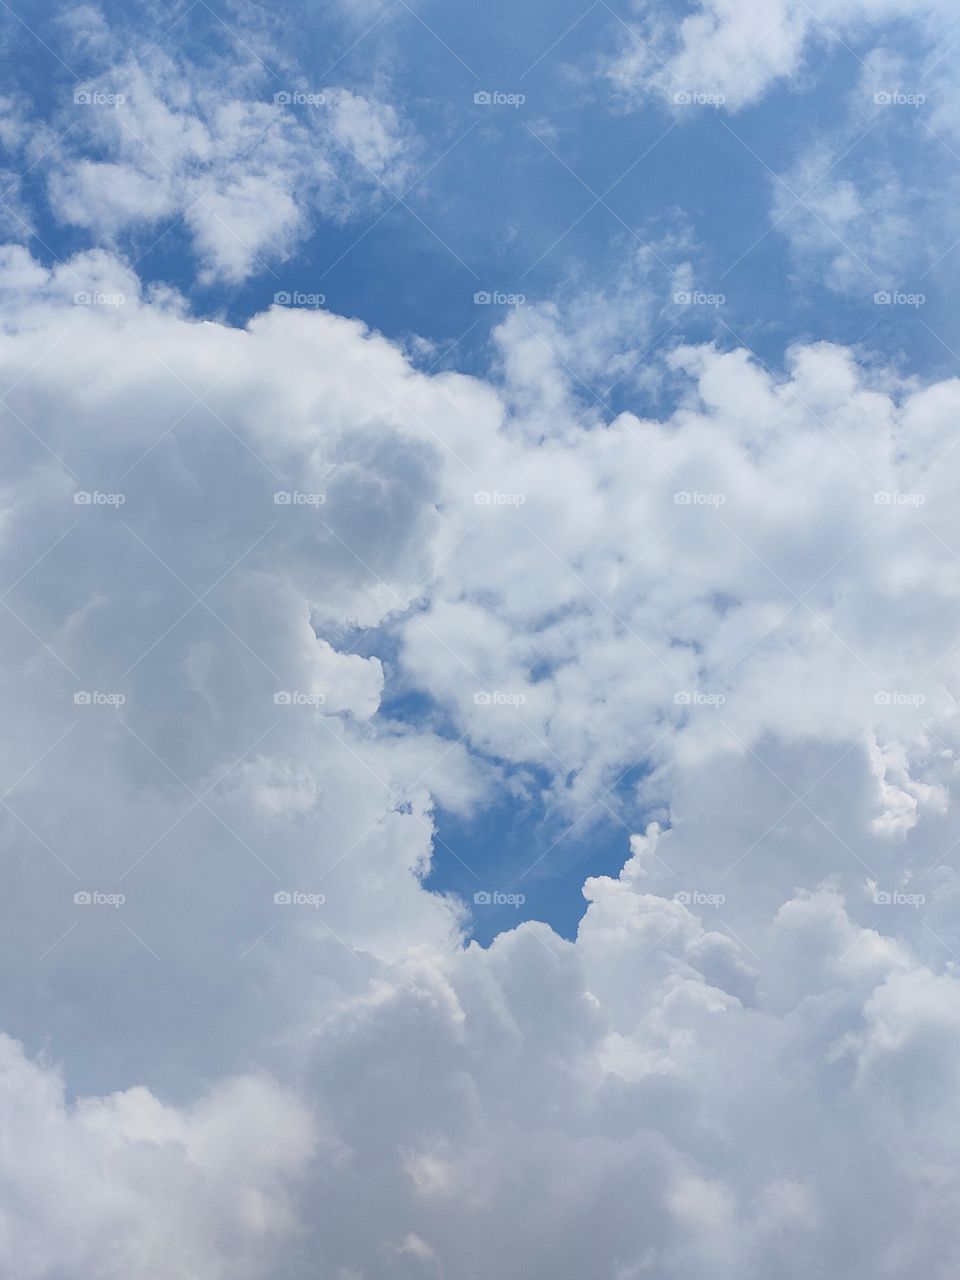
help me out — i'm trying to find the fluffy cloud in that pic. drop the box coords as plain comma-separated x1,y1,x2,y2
10,879,959,1277
0,1035,314,1280
282,878,960,1279
44,49,414,283
608,0,960,112
400,331,960,832
3,238,960,1277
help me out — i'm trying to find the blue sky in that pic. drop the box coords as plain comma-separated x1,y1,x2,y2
8,0,956,382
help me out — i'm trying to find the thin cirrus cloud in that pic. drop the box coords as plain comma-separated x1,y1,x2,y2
1,0,960,1277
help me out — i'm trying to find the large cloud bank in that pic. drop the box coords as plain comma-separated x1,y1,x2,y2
0,236,959,1276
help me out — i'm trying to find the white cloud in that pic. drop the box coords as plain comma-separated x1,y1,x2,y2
764,46,960,299
0,1034,313,1280
608,0,960,112
399,328,960,831
45,49,414,283
2,242,960,1276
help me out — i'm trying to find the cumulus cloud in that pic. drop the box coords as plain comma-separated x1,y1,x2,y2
3,144,960,1273
400,330,960,834
0,1035,313,1280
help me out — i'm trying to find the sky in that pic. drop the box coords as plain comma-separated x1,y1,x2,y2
3,0,960,1276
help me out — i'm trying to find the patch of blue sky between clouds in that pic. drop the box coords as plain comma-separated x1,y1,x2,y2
4,0,958,387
